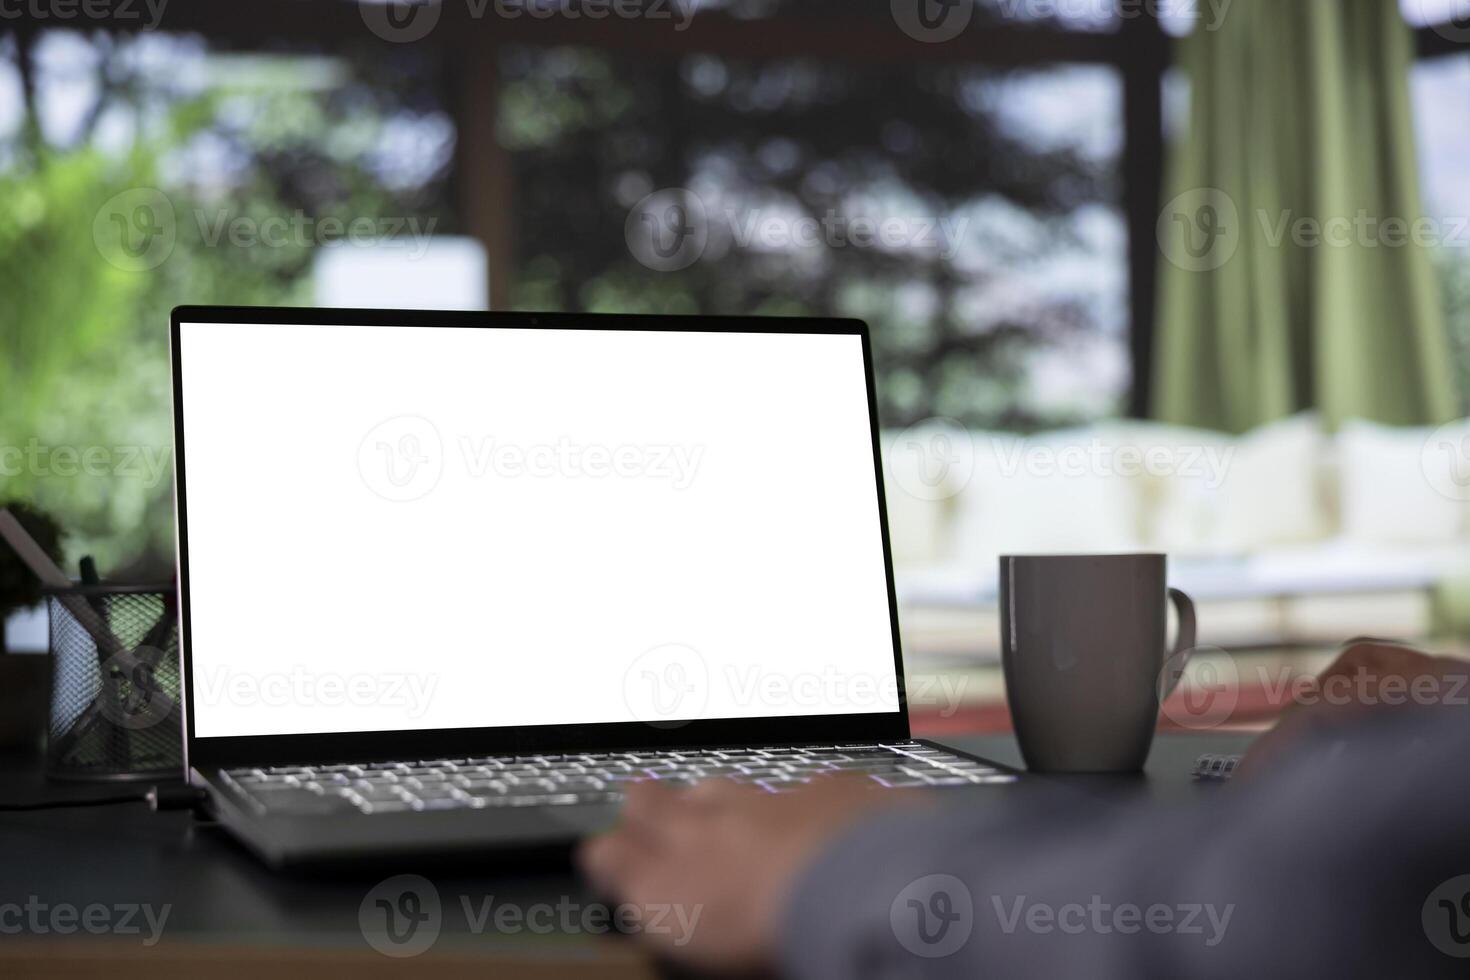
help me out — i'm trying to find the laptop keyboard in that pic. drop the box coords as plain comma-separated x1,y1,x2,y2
221,743,1015,817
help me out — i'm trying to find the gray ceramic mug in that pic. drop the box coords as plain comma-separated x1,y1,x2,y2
1000,554,1196,773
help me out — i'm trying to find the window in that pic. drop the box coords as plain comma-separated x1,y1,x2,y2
1402,0,1470,29
501,48,1128,429
0,32,452,565
1411,53,1470,402
1163,4,1470,408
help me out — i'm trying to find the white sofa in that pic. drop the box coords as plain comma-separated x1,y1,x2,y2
884,414,1470,662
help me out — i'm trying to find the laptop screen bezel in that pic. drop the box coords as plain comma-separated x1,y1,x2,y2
170,305,911,770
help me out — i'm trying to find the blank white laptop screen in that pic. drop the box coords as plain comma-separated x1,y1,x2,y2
177,321,900,738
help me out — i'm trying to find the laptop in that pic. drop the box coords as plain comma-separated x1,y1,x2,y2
170,306,1015,867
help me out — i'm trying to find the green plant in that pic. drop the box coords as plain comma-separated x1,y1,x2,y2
1,38,450,571
1435,247,1470,414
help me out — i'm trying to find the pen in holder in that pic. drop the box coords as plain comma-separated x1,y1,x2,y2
45,585,182,781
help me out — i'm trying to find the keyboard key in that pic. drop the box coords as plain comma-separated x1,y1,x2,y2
514,778,559,794
350,785,410,804
870,775,929,788
454,777,509,793
360,800,413,814
551,777,607,793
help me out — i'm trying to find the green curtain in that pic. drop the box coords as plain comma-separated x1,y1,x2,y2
1152,0,1460,433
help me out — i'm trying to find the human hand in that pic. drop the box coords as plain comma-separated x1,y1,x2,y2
578,777,930,974
1240,639,1469,777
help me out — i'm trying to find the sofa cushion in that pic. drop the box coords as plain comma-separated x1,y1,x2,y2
879,426,967,564
1338,418,1469,546
1146,414,1332,555
950,427,1146,566
1099,420,1236,555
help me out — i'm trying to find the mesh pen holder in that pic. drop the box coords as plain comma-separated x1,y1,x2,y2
45,585,182,781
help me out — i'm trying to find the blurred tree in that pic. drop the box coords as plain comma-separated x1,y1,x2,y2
500,46,1123,430
0,34,451,570
1,25,1121,568
1435,249,1470,413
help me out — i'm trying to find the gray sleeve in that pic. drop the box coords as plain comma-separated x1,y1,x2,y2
778,711,1470,980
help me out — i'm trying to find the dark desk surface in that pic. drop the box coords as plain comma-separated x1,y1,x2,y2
0,730,1258,977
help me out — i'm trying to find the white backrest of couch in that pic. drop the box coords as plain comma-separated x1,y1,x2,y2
881,414,1470,570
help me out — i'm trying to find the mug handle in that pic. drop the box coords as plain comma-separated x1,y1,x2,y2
1159,588,1197,699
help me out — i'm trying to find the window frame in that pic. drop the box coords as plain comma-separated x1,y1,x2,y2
40,4,1465,420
